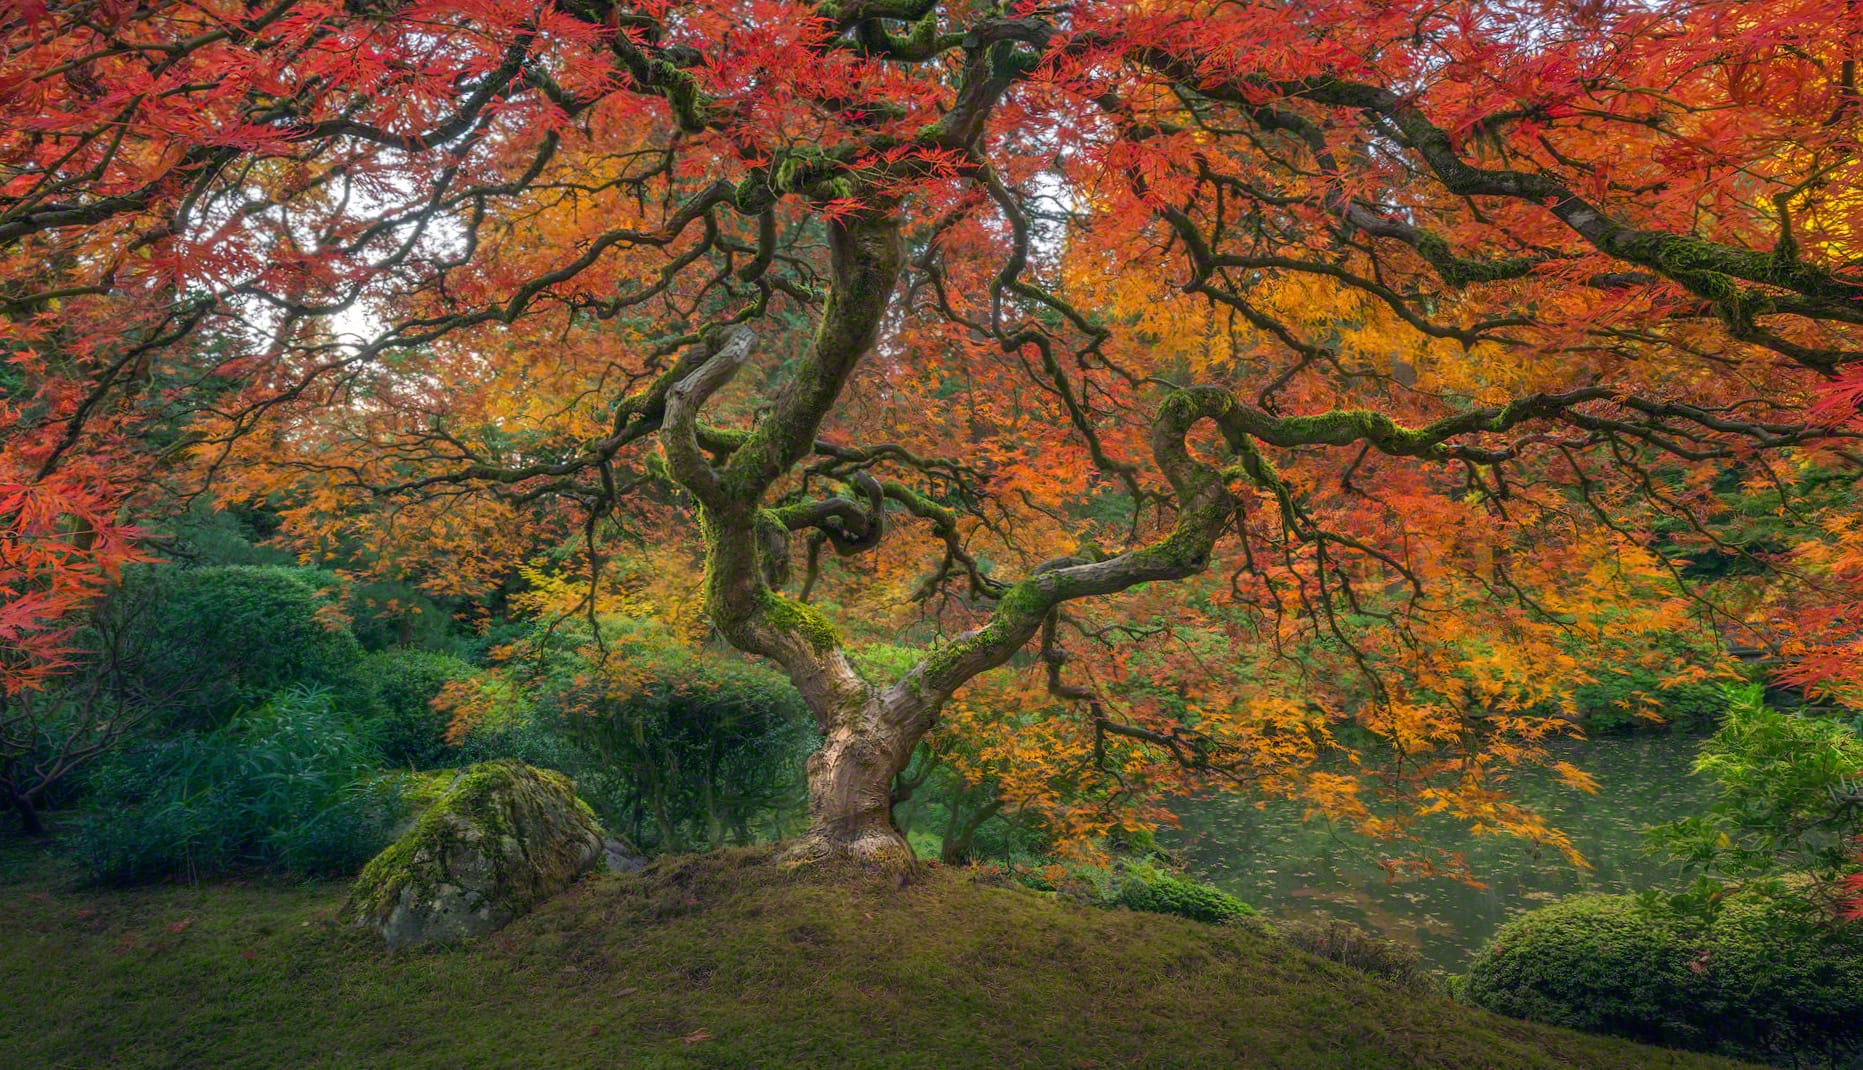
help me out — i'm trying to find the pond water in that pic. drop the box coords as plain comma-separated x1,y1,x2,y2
1166,732,1717,973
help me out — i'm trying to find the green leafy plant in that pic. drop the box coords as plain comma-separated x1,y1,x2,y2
74,688,400,883
1571,671,1727,734
454,616,815,853
1114,862,1258,924
1462,895,1704,1048
100,565,368,731
1648,685,1863,886
357,648,475,768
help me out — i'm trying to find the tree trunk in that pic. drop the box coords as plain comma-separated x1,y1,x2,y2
941,794,1005,866
785,695,921,870
655,212,932,872
11,791,45,838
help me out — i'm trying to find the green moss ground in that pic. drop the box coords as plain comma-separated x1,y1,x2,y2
0,845,1755,1070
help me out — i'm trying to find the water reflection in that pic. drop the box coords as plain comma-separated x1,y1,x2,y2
1166,732,1716,973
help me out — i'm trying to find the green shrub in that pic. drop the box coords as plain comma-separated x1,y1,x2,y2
357,648,474,768
1,688,147,836
101,565,366,730
889,737,1046,866
1462,892,1863,1066
453,616,815,853
1700,893,1863,1066
342,578,465,654
1574,671,1726,733
1462,896,1701,1047
553,626,814,852
157,499,296,568
1649,685,1863,883
74,689,400,883
1278,917,1440,993
1116,863,1258,924
451,708,634,834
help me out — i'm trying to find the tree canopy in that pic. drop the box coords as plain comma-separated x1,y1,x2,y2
4,0,1862,867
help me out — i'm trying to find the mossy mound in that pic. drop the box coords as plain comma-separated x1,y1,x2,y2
343,760,604,948
2,845,1756,1069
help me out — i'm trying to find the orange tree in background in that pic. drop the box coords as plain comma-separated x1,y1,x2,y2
3,0,1862,869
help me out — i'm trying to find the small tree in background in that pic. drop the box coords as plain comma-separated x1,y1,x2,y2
1651,686,1863,912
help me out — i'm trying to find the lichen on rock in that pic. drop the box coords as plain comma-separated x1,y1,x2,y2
344,760,605,949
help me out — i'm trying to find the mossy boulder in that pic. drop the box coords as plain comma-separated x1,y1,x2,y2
344,761,604,948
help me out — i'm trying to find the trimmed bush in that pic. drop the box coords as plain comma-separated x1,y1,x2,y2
1462,895,1701,1047
1462,893,1863,1067
559,644,813,852
102,565,365,730
1702,894,1863,1065
454,616,815,853
1116,864,1258,924
358,648,474,768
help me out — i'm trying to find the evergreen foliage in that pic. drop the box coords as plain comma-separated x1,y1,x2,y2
74,689,400,883
100,565,366,731
1462,893,1863,1068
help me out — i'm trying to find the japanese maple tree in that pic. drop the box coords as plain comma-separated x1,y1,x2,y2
4,0,1861,868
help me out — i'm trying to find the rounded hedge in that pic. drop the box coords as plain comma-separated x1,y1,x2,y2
105,565,365,729
358,648,475,768
1462,893,1863,1066
1702,893,1863,1064
1461,895,1703,1047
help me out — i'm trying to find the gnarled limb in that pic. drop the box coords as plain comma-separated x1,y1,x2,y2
889,386,1248,716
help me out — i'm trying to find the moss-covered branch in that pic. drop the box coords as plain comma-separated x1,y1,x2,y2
655,218,905,723
890,388,1245,711
720,217,904,504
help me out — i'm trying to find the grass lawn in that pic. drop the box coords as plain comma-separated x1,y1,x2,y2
0,846,1755,1069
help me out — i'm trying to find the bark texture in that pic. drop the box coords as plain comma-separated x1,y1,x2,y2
790,699,921,867
660,215,925,869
